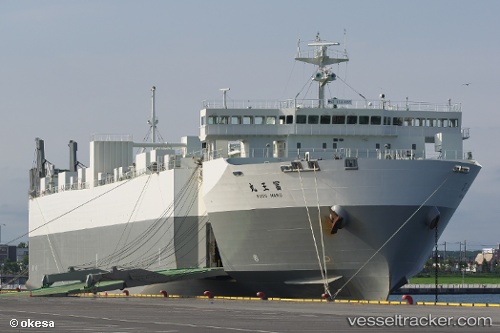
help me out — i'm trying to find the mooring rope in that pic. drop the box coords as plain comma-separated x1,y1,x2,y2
297,165,328,291
312,163,331,296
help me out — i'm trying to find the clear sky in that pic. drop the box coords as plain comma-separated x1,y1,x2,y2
0,0,498,250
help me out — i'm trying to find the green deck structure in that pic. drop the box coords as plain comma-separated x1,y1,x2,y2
0,267,226,297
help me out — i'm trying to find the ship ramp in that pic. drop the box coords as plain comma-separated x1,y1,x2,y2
0,267,226,297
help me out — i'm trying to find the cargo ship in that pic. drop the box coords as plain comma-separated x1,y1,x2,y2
28,34,480,300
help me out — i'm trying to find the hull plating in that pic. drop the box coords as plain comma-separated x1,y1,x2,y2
203,157,481,299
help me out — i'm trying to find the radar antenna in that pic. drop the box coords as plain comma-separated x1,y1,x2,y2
295,33,349,107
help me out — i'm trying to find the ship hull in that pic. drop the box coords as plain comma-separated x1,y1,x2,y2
202,157,481,300
27,155,480,300
205,205,453,300
27,167,206,290
26,216,202,290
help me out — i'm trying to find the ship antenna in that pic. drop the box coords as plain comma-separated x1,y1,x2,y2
220,88,230,109
148,86,158,143
294,33,349,108
343,28,348,57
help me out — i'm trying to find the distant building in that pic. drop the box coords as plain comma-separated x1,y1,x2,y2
16,247,29,262
475,248,498,272
0,244,17,262
0,245,28,289
482,248,494,254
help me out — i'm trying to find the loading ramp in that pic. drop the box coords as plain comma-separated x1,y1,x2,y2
0,267,226,297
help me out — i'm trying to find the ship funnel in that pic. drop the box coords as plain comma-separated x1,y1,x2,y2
30,137,46,197
69,140,78,172
36,138,46,177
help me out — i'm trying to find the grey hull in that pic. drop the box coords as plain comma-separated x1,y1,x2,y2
27,216,202,290
207,205,455,300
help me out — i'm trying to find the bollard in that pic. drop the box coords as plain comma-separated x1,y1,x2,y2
256,291,267,300
402,294,413,305
122,289,129,296
321,293,331,301
160,290,168,298
203,290,213,299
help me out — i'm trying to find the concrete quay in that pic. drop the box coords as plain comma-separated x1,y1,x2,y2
1,295,499,332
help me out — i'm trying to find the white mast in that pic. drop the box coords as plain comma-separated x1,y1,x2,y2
295,33,349,108
148,86,158,143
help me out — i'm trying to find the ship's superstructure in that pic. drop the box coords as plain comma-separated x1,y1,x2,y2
27,34,480,300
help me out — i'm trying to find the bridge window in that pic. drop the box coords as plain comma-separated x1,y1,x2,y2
359,116,369,125
332,115,346,124
383,117,391,125
296,115,307,124
266,116,276,124
347,116,357,124
308,115,319,124
255,116,264,125
370,116,381,125
243,116,253,124
279,115,293,124
392,117,403,126
208,116,217,124
201,116,206,126
218,116,229,124
320,115,331,124
450,119,458,127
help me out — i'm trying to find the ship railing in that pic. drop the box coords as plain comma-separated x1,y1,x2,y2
296,47,348,61
90,134,133,142
202,98,461,112
204,147,473,162
202,99,283,109
33,162,181,197
291,99,461,112
201,123,462,138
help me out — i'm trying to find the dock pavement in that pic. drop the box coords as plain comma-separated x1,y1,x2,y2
1,293,499,332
